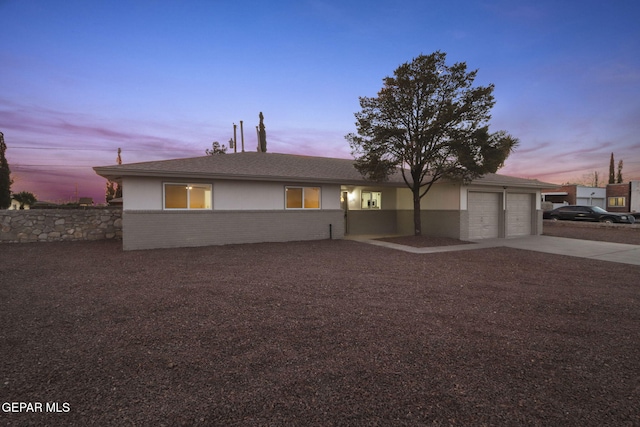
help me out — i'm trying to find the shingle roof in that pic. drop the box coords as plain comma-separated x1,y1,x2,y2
472,173,554,188
93,152,551,188
94,152,406,186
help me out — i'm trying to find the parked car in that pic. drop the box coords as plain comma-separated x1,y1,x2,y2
543,205,636,224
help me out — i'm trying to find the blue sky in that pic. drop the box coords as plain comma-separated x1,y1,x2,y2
1,0,639,203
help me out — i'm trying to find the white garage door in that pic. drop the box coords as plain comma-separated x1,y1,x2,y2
468,192,500,239
507,193,532,237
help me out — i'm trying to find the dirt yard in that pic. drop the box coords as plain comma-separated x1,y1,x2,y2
1,226,639,426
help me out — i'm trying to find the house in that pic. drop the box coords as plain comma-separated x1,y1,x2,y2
541,184,606,209
606,181,640,214
94,152,550,250
78,197,94,206
8,199,27,210
542,181,640,214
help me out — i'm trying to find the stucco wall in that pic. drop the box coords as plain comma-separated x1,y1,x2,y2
122,177,157,210
396,210,463,238
1,209,122,243
214,181,284,210
123,177,341,211
215,181,342,210
341,186,397,211
344,209,463,238
122,209,344,250
396,183,462,210
346,210,397,235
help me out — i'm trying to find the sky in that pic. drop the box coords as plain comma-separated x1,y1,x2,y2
1,0,639,203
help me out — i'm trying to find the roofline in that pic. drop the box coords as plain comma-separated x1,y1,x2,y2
93,160,552,189
92,166,405,187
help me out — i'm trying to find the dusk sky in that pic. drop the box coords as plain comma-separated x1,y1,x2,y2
1,0,639,203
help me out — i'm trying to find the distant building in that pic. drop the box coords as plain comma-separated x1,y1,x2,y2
543,181,640,213
541,185,605,209
78,197,94,206
606,180,640,213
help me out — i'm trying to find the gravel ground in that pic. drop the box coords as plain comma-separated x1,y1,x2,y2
1,227,639,426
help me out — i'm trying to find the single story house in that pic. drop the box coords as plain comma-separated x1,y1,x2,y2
94,152,550,250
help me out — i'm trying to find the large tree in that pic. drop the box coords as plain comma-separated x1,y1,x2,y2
12,191,37,209
0,131,12,209
205,141,228,155
616,159,623,184
346,52,518,235
609,153,615,184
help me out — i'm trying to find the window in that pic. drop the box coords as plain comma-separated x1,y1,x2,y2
608,197,626,207
361,191,381,209
164,183,212,209
285,187,320,209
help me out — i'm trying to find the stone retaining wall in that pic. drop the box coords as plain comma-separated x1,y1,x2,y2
0,208,122,243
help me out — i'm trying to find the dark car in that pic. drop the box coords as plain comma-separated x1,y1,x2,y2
543,205,636,224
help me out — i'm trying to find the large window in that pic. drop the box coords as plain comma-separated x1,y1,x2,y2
164,183,212,209
608,197,626,207
285,186,320,209
361,191,382,209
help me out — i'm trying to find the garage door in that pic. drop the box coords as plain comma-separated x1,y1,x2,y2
468,192,500,239
507,193,532,237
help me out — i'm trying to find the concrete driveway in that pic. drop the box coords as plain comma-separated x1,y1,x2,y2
356,235,640,266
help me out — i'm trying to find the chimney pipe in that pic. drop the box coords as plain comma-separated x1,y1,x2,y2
233,123,237,153
240,120,245,152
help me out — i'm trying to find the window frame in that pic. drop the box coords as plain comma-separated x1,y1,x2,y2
163,182,212,210
608,197,626,207
285,186,321,210
361,191,382,209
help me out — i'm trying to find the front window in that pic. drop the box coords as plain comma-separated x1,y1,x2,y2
592,206,608,213
361,191,381,209
164,183,212,209
608,197,626,207
286,187,320,209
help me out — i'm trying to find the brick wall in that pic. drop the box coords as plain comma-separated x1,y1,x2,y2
1,208,122,243
396,210,463,238
122,209,344,250
606,183,630,212
542,185,577,205
347,210,397,235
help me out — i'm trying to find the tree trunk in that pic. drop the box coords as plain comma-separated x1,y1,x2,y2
413,186,422,236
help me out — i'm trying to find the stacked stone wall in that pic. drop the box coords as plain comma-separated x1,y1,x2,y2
0,208,122,243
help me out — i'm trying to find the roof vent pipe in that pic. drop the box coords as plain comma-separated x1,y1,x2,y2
233,123,237,153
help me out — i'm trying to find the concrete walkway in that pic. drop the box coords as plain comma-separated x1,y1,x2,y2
349,235,640,266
